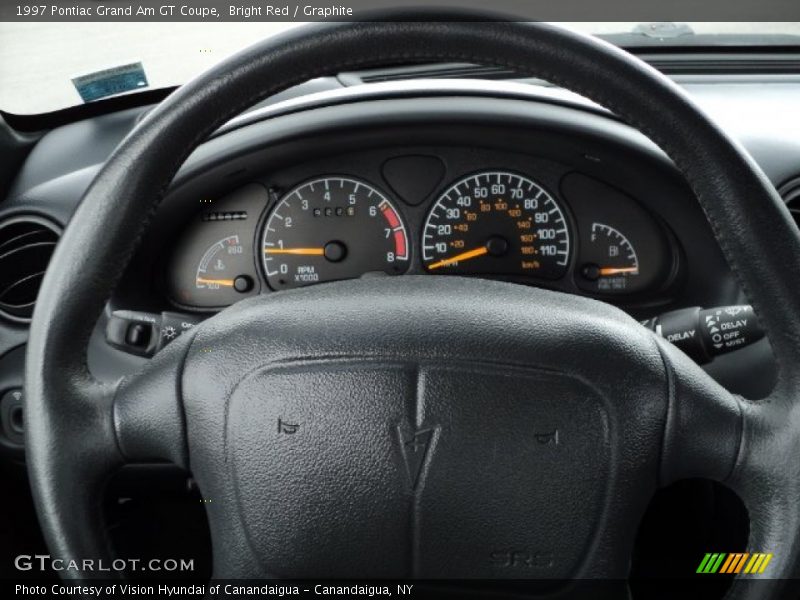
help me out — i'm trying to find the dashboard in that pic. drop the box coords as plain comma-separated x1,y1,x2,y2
4,75,799,408
167,145,679,310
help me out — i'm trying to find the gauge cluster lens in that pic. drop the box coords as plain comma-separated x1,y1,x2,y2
261,177,409,290
169,166,676,310
422,171,570,279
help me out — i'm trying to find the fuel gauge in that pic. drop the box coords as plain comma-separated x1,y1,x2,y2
563,172,676,299
579,223,640,293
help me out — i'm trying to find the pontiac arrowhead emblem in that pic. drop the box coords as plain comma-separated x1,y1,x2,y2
397,425,436,490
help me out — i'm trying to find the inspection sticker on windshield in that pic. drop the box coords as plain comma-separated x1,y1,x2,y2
72,62,148,103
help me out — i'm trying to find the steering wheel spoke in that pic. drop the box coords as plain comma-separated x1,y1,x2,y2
722,399,800,589
112,329,192,467
656,336,743,485
658,334,800,592
23,360,123,577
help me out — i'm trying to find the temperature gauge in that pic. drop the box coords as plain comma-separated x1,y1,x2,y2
168,183,266,309
195,235,255,295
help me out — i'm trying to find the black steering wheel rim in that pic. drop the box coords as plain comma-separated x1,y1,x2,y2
24,18,800,596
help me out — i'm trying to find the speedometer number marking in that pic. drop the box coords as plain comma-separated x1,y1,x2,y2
422,171,570,279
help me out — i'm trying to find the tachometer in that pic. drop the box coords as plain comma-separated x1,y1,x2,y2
261,177,409,290
422,171,570,279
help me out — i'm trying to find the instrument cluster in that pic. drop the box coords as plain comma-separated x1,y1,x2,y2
167,150,679,310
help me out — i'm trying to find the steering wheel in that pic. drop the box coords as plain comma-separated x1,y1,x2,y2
23,19,800,597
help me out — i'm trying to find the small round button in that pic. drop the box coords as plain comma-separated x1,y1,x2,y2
324,241,348,263
233,275,254,293
486,235,509,257
580,263,601,281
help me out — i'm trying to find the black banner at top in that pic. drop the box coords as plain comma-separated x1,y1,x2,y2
2,0,800,22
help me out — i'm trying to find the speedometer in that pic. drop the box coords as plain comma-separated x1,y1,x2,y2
422,171,571,279
261,176,409,290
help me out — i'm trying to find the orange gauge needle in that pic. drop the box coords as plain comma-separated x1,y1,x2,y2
264,247,325,256
599,267,639,276
196,277,235,287
427,246,489,270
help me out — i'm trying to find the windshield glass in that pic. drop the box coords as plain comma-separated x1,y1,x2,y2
1,22,799,114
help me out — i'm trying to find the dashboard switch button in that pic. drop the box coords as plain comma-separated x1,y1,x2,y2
106,310,160,357
107,310,203,356
125,322,151,348
156,312,202,351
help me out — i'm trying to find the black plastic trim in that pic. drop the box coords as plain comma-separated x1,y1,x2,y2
0,88,177,133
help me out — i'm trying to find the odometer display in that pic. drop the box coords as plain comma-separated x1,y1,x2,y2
422,171,570,279
262,177,409,290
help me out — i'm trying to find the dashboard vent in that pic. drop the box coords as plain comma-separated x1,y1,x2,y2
339,63,524,85
646,55,800,75
339,54,800,86
0,217,60,321
779,177,800,229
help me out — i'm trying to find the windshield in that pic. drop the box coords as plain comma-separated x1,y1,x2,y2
1,22,799,114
